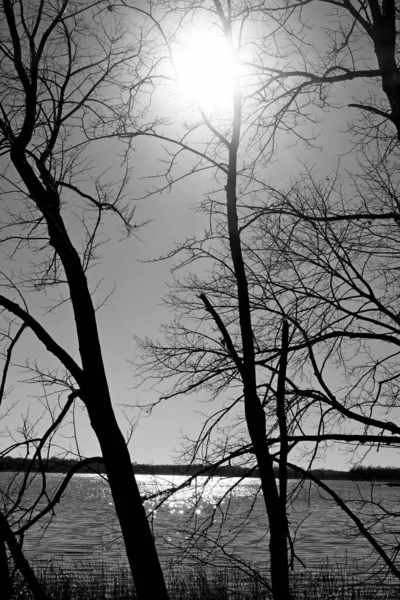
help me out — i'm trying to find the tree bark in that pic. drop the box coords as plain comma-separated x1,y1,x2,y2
0,534,11,600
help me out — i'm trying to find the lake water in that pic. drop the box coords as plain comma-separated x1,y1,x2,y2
2,473,400,570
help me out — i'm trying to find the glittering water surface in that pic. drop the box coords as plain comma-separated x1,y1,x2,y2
2,473,399,568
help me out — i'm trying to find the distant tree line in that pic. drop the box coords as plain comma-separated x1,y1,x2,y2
348,466,400,482
1,457,399,481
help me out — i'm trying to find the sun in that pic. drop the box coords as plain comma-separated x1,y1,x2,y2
174,31,237,112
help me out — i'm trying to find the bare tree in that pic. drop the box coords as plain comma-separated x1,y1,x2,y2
127,1,311,597
249,0,399,148
129,0,400,596
0,1,169,598
0,323,111,600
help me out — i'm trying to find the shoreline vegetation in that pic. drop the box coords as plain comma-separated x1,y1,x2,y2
11,558,400,600
1,457,400,482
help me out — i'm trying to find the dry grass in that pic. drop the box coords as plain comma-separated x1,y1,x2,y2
10,557,400,599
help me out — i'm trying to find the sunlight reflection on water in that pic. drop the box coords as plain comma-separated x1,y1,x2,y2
1,473,399,569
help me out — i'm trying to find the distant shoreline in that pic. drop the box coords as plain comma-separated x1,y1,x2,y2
1,457,400,482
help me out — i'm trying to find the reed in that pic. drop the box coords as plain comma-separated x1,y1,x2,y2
10,557,400,600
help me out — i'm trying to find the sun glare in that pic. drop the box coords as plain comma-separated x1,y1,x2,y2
174,32,237,111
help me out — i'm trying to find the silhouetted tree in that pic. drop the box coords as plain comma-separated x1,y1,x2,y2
132,0,400,594
0,2,168,598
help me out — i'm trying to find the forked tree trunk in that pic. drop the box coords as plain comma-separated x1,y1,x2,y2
224,157,291,600
223,76,291,598
243,388,291,600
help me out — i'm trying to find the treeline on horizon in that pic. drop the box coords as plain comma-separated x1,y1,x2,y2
0,456,399,481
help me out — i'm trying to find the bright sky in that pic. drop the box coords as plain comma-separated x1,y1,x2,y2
1,1,398,472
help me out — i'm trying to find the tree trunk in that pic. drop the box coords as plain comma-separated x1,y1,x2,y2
224,80,291,598
88,403,168,599
368,0,400,137
244,386,292,600
10,148,169,600
0,533,11,600
0,512,47,600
